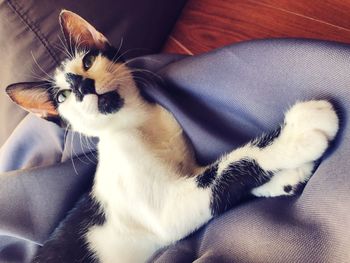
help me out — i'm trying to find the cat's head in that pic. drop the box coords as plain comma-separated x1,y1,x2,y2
6,10,148,137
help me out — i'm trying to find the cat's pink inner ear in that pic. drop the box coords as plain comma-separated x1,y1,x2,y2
6,83,58,118
59,10,109,50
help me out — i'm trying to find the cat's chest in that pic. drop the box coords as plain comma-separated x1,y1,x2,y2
93,133,179,210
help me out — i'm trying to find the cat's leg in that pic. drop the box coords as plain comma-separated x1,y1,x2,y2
212,100,338,201
164,101,338,229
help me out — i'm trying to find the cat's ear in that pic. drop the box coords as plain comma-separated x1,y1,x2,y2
59,10,110,51
6,82,58,118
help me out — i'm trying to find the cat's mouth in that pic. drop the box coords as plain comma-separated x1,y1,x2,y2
80,91,124,115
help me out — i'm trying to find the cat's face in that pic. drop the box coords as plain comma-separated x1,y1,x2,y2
52,46,143,136
6,10,145,136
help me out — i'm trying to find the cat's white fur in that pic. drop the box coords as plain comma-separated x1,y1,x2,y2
53,49,339,262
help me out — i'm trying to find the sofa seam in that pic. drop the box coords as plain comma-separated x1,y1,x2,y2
6,0,60,66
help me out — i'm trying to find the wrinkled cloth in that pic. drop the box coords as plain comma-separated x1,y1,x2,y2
1,39,350,262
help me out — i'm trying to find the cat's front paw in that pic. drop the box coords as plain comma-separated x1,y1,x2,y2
279,100,339,167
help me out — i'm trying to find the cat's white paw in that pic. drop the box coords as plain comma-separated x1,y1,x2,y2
251,162,314,197
285,100,339,141
276,100,339,168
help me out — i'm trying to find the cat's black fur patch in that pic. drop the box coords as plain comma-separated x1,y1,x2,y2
64,71,124,114
290,182,307,195
283,185,293,193
65,73,82,87
65,73,96,102
210,159,273,216
80,78,96,95
98,91,124,114
32,194,105,263
101,45,125,62
252,126,282,148
196,163,218,188
79,46,124,64
85,49,100,59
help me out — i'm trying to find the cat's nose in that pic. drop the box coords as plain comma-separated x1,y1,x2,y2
79,78,95,95
65,73,96,101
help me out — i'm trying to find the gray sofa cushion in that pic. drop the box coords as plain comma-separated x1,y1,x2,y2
0,0,186,146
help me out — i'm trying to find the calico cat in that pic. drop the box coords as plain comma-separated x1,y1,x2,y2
6,10,339,263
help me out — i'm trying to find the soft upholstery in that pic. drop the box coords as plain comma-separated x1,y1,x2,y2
0,39,349,262
0,0,186,146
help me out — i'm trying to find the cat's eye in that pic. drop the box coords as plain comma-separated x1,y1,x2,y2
82,53,96,70
56,89,72,103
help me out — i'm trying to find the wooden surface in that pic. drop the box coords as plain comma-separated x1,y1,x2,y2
163,0,350,55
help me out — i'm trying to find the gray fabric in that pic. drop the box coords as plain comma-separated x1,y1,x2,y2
0,0,186,146
0,113,97,172
0,115,64,172
149,39,350,262
0,156,95,263
0,39,349,262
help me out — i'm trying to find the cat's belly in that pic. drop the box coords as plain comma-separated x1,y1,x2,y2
92,155,187,238
87,135,210,262
88,158,171,261
89,159,209,262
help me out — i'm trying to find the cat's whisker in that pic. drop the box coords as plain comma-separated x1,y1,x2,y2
116,73,150,83
79,133,97,165
30,52,55,82
117,47,150,60
63,124,71,146
69,131,79,175
128,68,163,82
106,38,124,72
125,56,162,65
52,43,73,60
116,37,124,56
75,33,82,52
84,136,98,160
117,74,154,88
107,47,151,73
132,78,155,89
68,32,76,60
70,132,92,174
71,133,89,166
75,33,86,55
58,35,73,59
22,71,54,84
112,62,163,88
